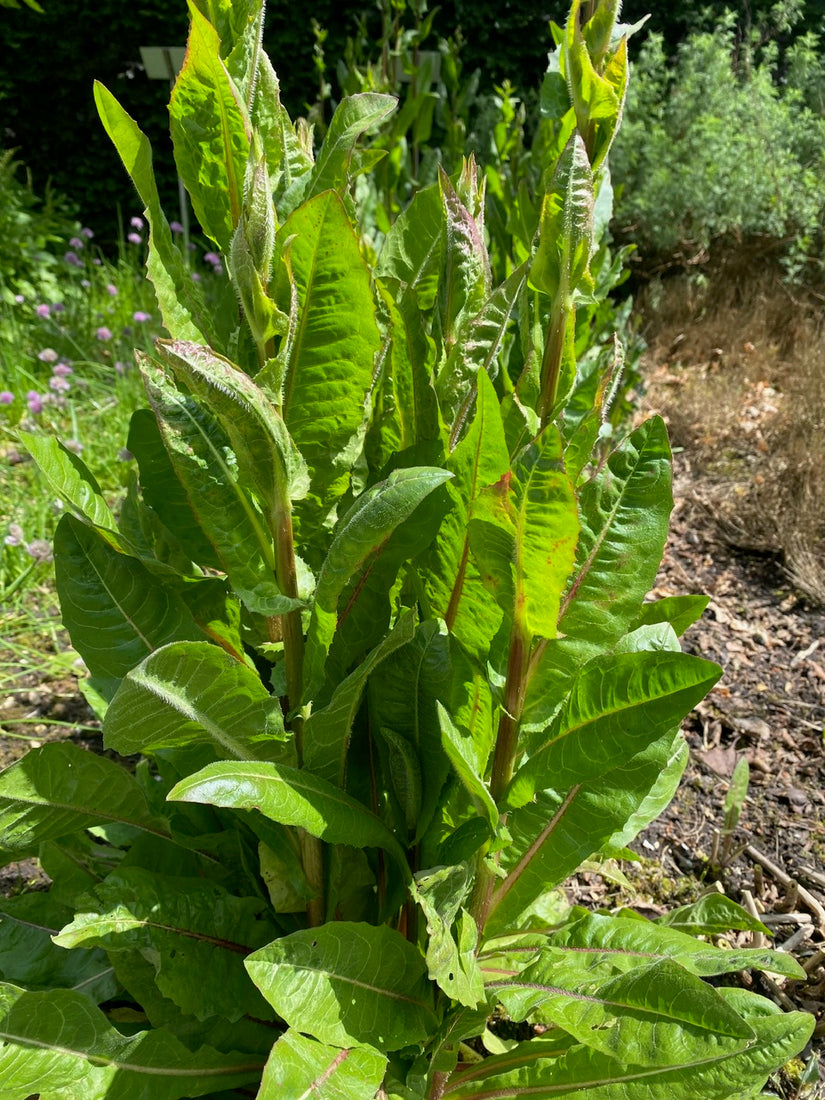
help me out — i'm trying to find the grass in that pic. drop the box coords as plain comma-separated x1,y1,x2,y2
0,205,229,675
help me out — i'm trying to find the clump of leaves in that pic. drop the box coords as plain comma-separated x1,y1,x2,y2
0,0,813,1097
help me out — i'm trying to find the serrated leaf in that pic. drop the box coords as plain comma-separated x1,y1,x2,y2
168,760,409,873
103,641,287,761
245,923,437,1050
0,982,262,1099
559,417,673,643
0,742,172,861
170,3,250,252
258,1029,387,1099
54,868,277,1022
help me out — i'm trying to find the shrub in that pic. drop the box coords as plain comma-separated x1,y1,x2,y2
611,13,825,280
0,1,813,1096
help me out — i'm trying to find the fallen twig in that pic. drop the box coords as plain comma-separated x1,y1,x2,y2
744,844,825,929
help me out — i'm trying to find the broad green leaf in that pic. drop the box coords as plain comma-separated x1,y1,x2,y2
304,611,417,788
508,650,722,808
305,92,396,200
492,957,753,1060
412,863,486,1008
168,760,409,873
376,181,445,312
658,895,770,937
486,730,701,935
0,742,172,861
420,369,508,663
246,922,438,1050
470,423,579,640
53,514,203,699
559,417,673,643
0,894,116,1004
170,2,250,252
108,946,275,1058
372,279,441,465
21,433,115,533
139,355,300,616
153,338,309,510
635,595,710,637
127,409,222,571
269,190,382,548
604,733,688,851
253,54,314,205
0,982,262,1099
437,702,498,830
93,82,211,343
54,868,277,1022
258,1029,387,1100
303,467,453,700
103,641,286,761
367,620,456,844
547,909,805,981
444,1007,813,1098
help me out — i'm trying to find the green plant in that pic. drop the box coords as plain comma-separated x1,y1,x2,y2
611,13,825,280
0,1,813,1097
710,756,750,873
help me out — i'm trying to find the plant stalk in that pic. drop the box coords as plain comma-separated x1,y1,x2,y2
537,297,568,427
470,619,531,934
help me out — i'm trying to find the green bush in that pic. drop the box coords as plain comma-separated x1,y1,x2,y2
0,150,79,305
611,13,825,279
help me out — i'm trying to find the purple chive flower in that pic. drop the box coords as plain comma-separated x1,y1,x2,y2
132,310,152,323
203,251,220,265
26,391,43,415
191,272,201,282
4,524,24,547
170,220,184,234
127,232,142,245
69,236,84,249
96,327,112,341
0,391,14,405
53,362,73,377
26,539,53,563
37,347,58,363
92,257,102,266
114,361,127,374
14,294,25,304
80,226,94,239
130,216,144,229
49,376,71,394
35,303,50,318
121,326,133,337
106,283,118,296
81,279,91,289
52,302,65,313
64,251,82,267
